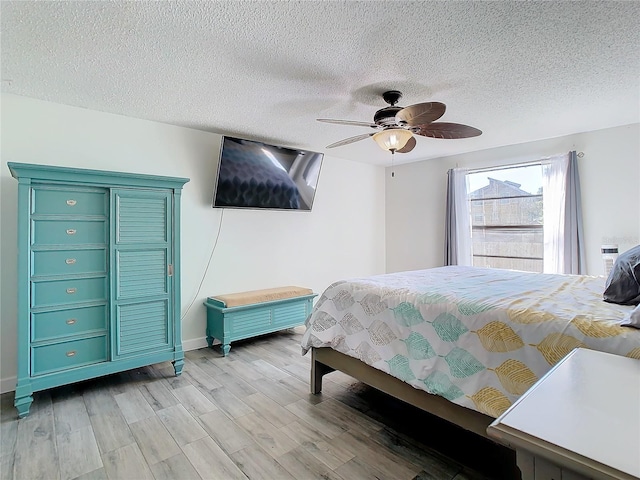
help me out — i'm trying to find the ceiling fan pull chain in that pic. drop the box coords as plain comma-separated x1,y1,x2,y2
391,150,396,178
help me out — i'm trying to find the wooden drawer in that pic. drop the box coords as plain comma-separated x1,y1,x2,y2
32,248,107,276
32,277,107,308
32,220,107,246
32,188,107,216
32,305,107,342
31,335,107,376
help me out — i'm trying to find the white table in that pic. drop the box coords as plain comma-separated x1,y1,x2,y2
487,348,640,480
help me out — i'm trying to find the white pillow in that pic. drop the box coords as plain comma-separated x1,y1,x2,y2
620,304,640,328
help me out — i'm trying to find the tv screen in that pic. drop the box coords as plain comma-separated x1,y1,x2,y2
212,136,324,211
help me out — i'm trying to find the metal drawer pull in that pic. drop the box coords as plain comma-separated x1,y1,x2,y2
66,229,76,235
65,258,76,265
66,288,77,294
66,318,76,325
66,351,76,357
66,199,77,206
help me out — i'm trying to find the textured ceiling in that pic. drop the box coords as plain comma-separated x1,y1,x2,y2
2,1,639,166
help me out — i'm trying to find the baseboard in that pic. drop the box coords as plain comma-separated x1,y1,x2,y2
0,337,216,395
1,376,16,395
183,336,216,351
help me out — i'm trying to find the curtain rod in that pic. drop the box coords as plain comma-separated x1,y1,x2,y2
465,151,584,174
468,160,541,174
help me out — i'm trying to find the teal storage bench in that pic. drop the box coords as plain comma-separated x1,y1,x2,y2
204,286,316,356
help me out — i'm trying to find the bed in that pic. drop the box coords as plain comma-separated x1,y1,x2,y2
301,266,640,438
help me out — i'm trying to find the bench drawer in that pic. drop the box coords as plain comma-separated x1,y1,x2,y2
273,302,308,328
227,309,272,335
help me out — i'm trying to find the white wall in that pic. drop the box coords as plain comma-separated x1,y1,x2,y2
0,93,387,392
386,124,640,275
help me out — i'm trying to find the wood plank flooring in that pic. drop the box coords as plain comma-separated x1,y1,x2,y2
0,327,520,480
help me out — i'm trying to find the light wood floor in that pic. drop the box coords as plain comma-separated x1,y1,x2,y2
1,327,519,480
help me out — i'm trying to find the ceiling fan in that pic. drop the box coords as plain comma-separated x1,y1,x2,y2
317,90,482,154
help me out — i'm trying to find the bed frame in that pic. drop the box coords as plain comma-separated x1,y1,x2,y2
310,347,494,439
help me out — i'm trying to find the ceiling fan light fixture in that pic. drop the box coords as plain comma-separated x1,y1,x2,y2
372,128,413,152
320,90,480,151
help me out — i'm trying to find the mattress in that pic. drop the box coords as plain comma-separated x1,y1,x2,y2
301,266,640,418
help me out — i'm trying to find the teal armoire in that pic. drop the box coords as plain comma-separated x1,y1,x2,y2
8,162,189,418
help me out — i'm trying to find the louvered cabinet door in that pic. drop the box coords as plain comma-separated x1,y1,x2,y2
111,189,173,359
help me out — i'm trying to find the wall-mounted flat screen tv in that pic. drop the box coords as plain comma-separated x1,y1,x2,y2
212,136,324,211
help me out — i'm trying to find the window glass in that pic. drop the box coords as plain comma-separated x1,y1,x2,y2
467,164,543,272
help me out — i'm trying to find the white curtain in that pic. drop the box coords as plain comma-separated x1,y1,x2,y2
445,168,472,266
542,151,586,274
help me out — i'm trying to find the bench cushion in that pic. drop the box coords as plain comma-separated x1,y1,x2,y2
209,286,313,308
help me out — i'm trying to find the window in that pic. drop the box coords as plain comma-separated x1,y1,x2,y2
467,164,543,272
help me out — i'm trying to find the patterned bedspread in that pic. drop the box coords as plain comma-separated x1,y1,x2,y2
301,266,640,418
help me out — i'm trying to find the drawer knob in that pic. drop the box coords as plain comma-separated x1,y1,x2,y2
66,351,76,357
66,318,77,325
66,229,77,235
66,288,77,294
66,199,77,206
65,258,77,265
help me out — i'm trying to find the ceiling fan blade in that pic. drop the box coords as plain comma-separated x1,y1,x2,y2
414,122,482,139
317,118,379,129
326,133,375,148
395,102,446,127
396,135,416,153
